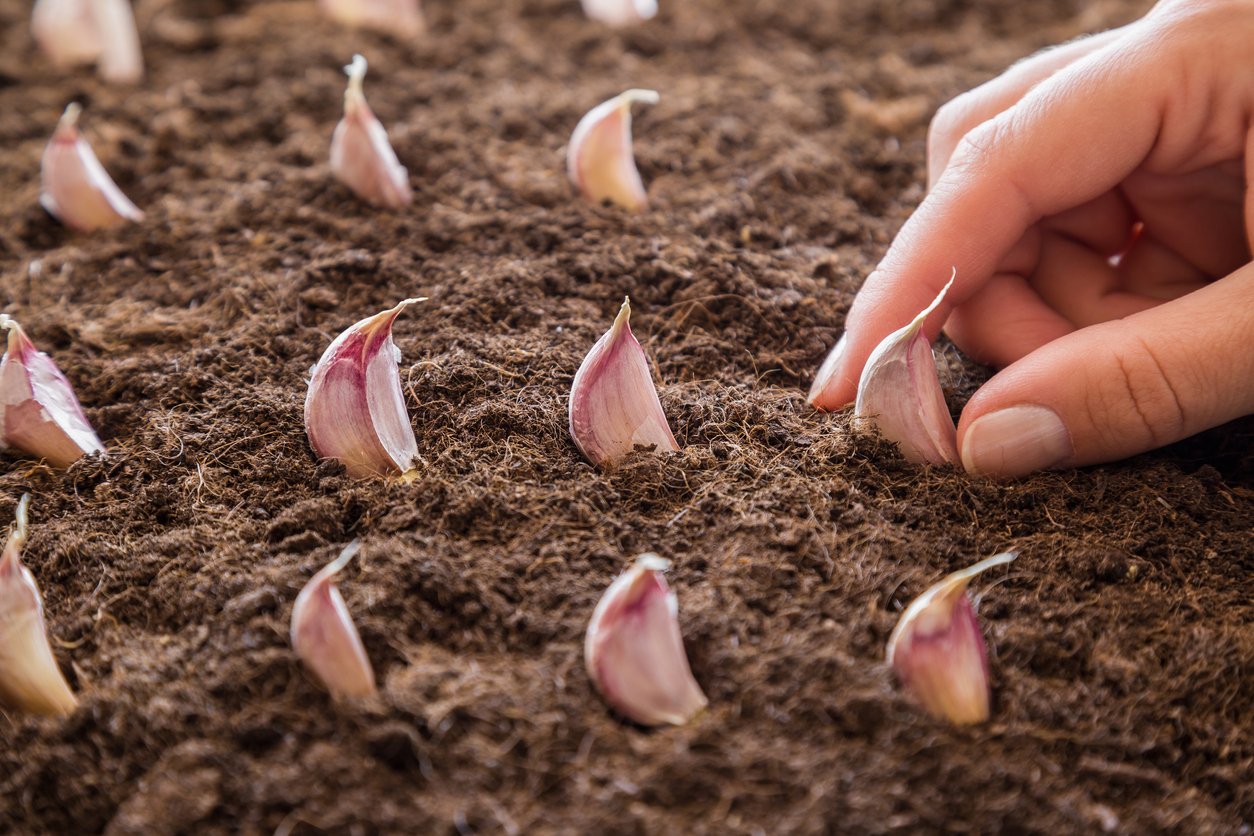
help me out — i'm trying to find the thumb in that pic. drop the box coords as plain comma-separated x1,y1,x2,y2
957,265,1254,479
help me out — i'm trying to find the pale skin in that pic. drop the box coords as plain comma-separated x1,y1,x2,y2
812,0,1254,479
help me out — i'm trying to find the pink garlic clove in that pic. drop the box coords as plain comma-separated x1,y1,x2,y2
30,0,142,83
93,0,144,84
569,297,679,465
0,316,105,469
291,540,378,700
567,89,658,213
40,104,144,233
330,55,413,209
580,0,657,27
0,495,79,717
318,0,424,38
887,551,1017,725
854,271,958,465
304,299,424,479
585,553,707,726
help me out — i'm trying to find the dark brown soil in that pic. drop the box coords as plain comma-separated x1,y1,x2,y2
3,0,1253,833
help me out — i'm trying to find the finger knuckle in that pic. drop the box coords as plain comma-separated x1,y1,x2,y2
1097,337,1188,448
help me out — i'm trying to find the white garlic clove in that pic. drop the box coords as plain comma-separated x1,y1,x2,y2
854,272,958,465
585,553,707,726
569,297,679,465
580,0,657,27
40,103,145,233
0,495,79,717
318,0,424,38
31,0,104,70
0,316,105,469
305,299,424,479
886,551,1017,725
93,0,144,84
291,540,378,700
330,55,413,210
567,89,658,213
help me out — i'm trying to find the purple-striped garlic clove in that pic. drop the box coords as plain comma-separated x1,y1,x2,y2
854,271,958,465
579,0,657,27
304,299,424,479
318,0,424,38
31,0,104,70
0,495,79,716
40,103,144,233
0,316,105,469
291,540,377,700
569,297,679,466
330,55,413,209
567,89,658,213
886,551,1017,725
585,553,707,726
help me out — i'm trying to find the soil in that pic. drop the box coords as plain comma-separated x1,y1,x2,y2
2,0,1253,833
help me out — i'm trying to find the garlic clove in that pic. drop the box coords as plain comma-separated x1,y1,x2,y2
93,0,144,84
318,0,425,38
580,0,657,26
0,495,79,716
31,0,104,70
0,316,105,469
585,553,707,726
568,297,679,465
330,55,413,210
291,540,378,700
305,299,424,479
40,103,144,233
886,551,1017,725
567,89,658,213
854,272,958,465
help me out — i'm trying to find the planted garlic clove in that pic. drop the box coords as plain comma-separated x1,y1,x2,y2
585,554,707,726
318,0,424,38
330,55,413,209
40,103,144,233
0,495,79,716
291,540,377,700
0,316,105,469
31,0,104,70
305,299,424,479
93,0,144,84
887,551,1017,725
855,272,958,465
567,89,658,213
569,297,679,465
580,0,657,26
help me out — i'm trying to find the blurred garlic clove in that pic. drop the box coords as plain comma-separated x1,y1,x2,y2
580,0,657,26
585,553,707,726
318,0,424,38
0,495,79,716
40,103,145,233
886,551,1017,725
31,0,104,70
567,89,658,213
330,55,413,209
569,297,679,465
0,316,105,469
291,540,377,700
93,0,144,84
854,271,958,465
305,299,424,479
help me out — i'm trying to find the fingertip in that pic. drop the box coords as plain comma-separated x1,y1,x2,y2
807,333,855,410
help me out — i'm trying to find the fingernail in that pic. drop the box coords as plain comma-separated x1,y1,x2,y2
961,405,1072,479
807,333,847,407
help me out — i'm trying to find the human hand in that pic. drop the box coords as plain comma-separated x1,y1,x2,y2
808,0,1254,479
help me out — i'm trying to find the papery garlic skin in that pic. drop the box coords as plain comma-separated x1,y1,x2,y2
31,0,143,83
580,0,657,26
305,299,423,479
41,103,145,233
291,540,377,700
585,554,707,726
318,0,425,38
567,89,658,213
886,551,1017,725
0,316,105,469
330,55,413,209
0,495,79,716
854,272,958,465
569,297,679,465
